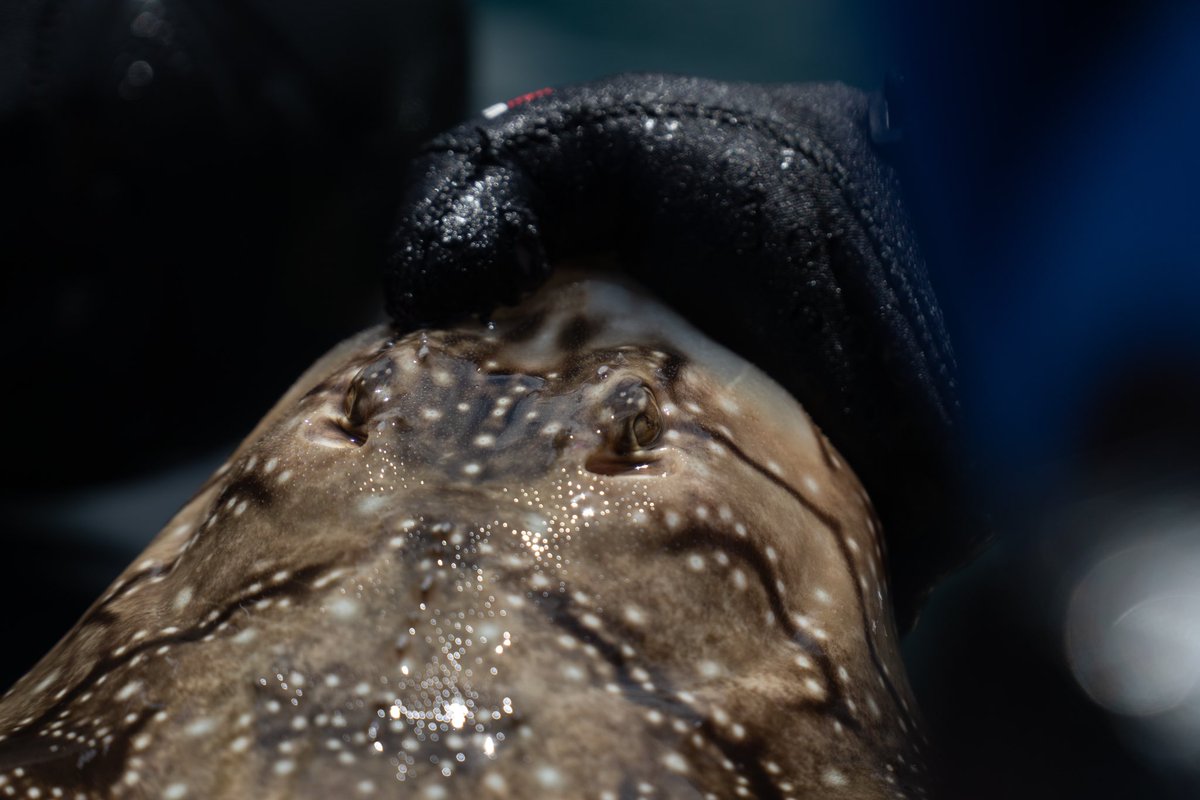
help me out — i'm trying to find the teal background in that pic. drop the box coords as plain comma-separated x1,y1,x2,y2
470,0,888,108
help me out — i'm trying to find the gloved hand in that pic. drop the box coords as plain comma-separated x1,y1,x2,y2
387,73,979,626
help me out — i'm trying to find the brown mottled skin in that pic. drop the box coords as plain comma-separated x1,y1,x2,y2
0,275,928,799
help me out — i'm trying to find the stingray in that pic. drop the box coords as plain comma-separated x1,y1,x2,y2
0,274,929,799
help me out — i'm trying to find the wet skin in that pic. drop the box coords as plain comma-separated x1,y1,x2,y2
0,275,928,799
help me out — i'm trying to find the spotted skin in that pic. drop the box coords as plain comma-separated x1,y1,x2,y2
0,275,928,799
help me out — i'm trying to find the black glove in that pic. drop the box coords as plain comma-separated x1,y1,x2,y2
387,73,978,627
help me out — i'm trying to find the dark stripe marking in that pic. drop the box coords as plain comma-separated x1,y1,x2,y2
664,525,861,734
535,590,787,800
693,422,916,735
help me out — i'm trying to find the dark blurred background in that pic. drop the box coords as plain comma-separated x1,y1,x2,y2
2,1,1198,797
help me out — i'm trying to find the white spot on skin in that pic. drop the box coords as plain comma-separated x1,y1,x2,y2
624,606,646,626
264,458,278,474
173,586,194,610
185,718,216,737
229,736,251,753
462,463,482,476
663,752,690,773
277,469,292,484
822,768,848,787
483,773,506,792
357,494,387,515
536,767,564,789
31,670,59,695
328,598,361,619
274,760,295,776
473,434,496,448
115,681,142,702
163,784,188,799
803,475,821,493
687,554,706,572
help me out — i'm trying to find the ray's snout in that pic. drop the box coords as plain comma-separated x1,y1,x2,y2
308,324,678,487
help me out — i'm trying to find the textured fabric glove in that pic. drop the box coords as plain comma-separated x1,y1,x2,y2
387,73,975,627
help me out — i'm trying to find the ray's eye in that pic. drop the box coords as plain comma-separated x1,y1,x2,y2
340,355,400,441
608,382,661,456
629,406,661,451
586,379,665,475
